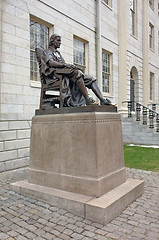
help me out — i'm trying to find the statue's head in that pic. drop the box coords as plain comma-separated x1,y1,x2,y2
49,34,61,48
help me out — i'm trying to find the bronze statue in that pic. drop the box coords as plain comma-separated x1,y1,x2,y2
37,34,111,108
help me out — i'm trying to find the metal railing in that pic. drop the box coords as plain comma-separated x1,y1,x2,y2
148,103,159,112
122,101,159,132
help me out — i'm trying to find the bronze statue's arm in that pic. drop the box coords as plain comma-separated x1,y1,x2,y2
49,60,77,69
48,59,65,68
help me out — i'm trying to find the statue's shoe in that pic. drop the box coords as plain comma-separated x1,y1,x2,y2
86,97,98,105
100,98,112,105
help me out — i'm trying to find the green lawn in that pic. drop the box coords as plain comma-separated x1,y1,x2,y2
124,145,159,172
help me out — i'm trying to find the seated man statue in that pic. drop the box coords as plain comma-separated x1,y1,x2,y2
41,33,111,107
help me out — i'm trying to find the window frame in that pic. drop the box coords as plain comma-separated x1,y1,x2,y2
150,72,154,101
30,16,52,87
102,50,112,95
149,23,154,50
102,0,112,8
73,36,88,74
130,0,137,37
149,0,154,10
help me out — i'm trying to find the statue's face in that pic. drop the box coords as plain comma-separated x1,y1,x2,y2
54,36,61,49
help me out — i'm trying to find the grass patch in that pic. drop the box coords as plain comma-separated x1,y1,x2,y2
124,145,159,172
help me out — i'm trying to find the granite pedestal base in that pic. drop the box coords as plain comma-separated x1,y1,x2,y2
11,106,144,224
11,178,144,225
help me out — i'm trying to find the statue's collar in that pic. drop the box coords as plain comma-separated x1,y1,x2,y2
49,47,60,54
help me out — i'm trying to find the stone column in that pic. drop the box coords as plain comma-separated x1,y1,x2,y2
118,0,128,113
142,0,149,106
96,0,102,91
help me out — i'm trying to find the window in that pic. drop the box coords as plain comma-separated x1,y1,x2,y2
130,0,137,36
150,72,154,101
102,51,111,93
149,0,154,10
73,37,86,73
30,18,50,81
102,0,112,7
149,23,154,50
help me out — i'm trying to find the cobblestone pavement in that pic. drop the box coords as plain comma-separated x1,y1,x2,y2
0,168,159,240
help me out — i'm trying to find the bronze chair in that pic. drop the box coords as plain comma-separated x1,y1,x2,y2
35,48,63,109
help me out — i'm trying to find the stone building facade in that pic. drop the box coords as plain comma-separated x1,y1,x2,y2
0,0,159,172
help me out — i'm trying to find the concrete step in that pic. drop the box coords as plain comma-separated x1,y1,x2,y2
121,117,159,145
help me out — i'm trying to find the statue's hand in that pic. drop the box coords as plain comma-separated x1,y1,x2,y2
64,63,76,69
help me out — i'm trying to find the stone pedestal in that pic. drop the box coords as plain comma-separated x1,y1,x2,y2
11,106,144,224
29,106,125,197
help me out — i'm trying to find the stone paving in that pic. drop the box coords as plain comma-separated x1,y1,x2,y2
0,168,159,240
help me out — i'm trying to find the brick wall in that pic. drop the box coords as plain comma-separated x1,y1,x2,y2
0,120,30,172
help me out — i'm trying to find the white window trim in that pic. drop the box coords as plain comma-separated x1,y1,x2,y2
150,72,154,101
73,35,89,75
149,0,154,11
102,0,112,9
130,0,137,37
149,22,154,51
102,49,113,96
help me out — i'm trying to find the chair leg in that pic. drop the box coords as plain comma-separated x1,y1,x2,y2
59,75,63,108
